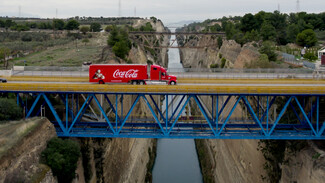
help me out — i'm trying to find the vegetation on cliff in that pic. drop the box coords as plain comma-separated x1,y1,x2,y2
107,25,132,60
0,98,22,121
42,137,81,183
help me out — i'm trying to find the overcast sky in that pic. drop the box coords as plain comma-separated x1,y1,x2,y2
0,0,324,25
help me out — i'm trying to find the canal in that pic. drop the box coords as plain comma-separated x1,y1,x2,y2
152,29,203,183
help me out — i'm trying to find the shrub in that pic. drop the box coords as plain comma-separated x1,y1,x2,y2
259,41,277,61
303,52,318,61
220,58,226,68
210,63,219,68
21,34,32,42
42,138,81,183
0,98,22,121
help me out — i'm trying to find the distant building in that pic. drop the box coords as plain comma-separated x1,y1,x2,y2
318,47,325,59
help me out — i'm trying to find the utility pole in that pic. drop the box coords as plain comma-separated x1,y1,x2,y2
118,0,121,17
296,0,300,13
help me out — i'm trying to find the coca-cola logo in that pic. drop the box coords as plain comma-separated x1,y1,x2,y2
113,69,139,78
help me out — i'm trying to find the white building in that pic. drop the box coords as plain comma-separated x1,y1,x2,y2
318,47,325,59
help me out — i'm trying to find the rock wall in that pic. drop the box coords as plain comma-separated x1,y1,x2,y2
204,139,265,183
0,118,57,183
280,142,325,183
178,39,260,69
79,138,154,183
129,19,169,67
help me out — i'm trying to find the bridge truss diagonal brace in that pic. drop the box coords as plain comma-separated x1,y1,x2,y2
166,95,191,135
259,96,276,123
242,96,267,136
293,96,318,136
68,94,92,133
193,95,217,136
217,96,242,136
104,94,122,123
268,96,293,136
116,95,141,134
41,93,68,135
141,94,167,135
92,94,116,134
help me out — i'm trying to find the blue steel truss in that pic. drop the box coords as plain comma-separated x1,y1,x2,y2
3,90,325,139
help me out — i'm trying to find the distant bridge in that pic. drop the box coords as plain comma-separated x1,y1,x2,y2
128,31,224,48
128,31,225,36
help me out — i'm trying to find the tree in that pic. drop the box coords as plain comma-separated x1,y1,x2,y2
241,13,257,32
0,98,22,121
0,19,5,27
90,23,101,32
0,47,11,69
286,24,300,43
259,41,277,61
53,19,65,30
296,29,317,47
65,20,80,30
104,25,114,32
107,26,131,59
42,138,81,183
4,19,16,31
79,26,90,35
260,23,276,41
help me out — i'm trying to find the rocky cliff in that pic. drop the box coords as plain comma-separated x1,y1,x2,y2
79,138,155,183
0,118,57,183
280,141,325,183
178,38,260,69
128,19,169,67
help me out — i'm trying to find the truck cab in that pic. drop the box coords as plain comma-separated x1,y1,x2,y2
150,65,177,85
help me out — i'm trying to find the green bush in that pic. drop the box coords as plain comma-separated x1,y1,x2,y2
303,52,318,61
210,63,219,68
42,138,81,183
220,58,226,68
0,98,22,121
259,41,277,61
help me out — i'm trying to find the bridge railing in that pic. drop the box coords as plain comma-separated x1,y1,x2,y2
11,66,325,79
168,68,320,79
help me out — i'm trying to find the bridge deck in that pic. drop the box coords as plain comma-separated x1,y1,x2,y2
1,82,325,95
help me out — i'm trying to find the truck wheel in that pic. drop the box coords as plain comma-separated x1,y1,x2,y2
132,80,138,85
170,81,176,85
99,80,104,84
139,81,145,85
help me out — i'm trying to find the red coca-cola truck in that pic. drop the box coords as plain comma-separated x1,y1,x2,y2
89,64,177,85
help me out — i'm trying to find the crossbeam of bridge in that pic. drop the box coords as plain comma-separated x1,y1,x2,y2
2,83,325,139
128,31,225,36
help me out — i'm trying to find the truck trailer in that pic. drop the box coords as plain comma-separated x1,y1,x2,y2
89,64,177,85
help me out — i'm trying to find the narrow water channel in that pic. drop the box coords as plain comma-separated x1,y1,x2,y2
152,29,203,183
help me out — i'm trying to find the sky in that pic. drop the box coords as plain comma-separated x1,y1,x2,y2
0,0,324,25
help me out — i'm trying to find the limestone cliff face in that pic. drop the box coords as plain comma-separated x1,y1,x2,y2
80,138,154,183
280,142,325,183
178,38,260,69
205,139,265,182
178,36,219,68
0,118,57,183
128,19,169,67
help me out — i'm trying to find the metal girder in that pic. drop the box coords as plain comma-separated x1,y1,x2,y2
5,90,325,139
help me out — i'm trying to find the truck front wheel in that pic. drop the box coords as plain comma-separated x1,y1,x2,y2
170,81,176,85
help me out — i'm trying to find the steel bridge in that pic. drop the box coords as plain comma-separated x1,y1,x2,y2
1,82,325,139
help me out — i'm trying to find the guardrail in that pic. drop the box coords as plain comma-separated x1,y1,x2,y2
9,66,325,79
